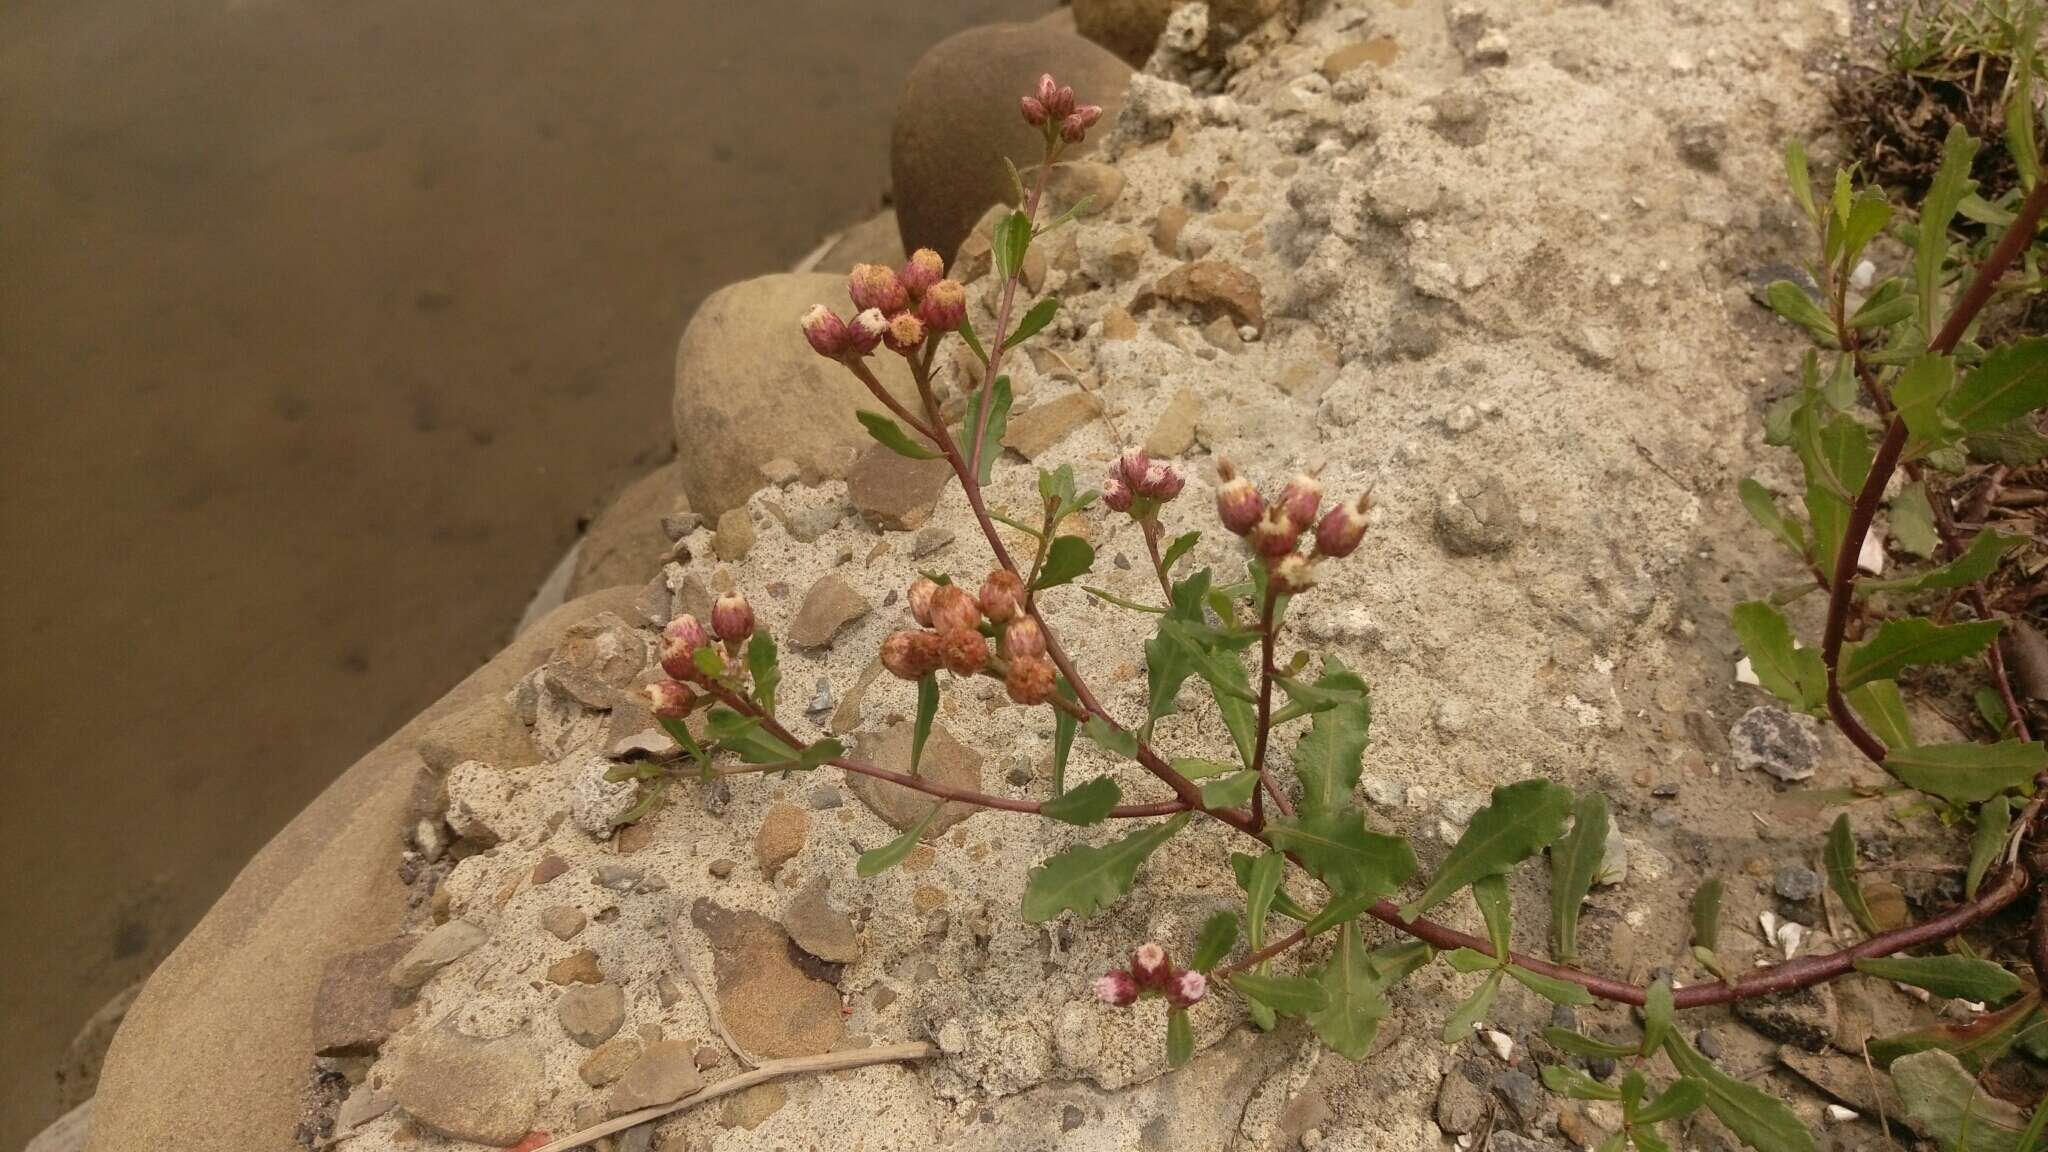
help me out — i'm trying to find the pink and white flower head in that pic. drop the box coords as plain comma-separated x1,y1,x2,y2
848,263,908,315
660,614,711,680
1314,493,1373,559
917,280,966,332
1060,105,1102,144
1166,969,1208,1008
642,679,695,719
1214,458,1264,537
1003,616,1047,660
1250,504,1302,559
711,591,755,643
1130,942,1172,990
900,249,944,300
907,576,940,627
1270,553,1317,594
1035,73,1062,115
1094,970,1139,1007
1278,472,1323,532
847,309,888,356
884,311,926,354
1101,473,1133,513
801,305,850,359
1137,462,1185,501
1020,95,1049,126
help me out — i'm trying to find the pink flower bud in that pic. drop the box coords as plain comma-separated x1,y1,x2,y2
1250,505,1301,559
801,305,850,359
1049,85,1077,120
1035,73,1060,113
642,679,696,719
1059,113,1091,143
907,577,939,627
1102,473,1133,513
929,584,982,634
917,280,966,332
848,263,908,315
1137,462,1184,501
1314,494,1372,559
901,249,945,299
660,615,711,680
1067,104,1102,134
1094,970,1139,1007
1117,447,1151,486
883,310,926,354
882,630,944,680
1279,472,1323,532
1166,969,1207,1008
711,591,754,643
1130,942,1172,990
1005,655,1057,705
1020,95,1049,126
979,570,1026,624
1214,460,1264,537
847,308,888,356
1270,553,1317,594
1004,616,1047,659
940,627,988,676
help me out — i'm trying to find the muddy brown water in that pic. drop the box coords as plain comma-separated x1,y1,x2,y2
0,1,1048,1143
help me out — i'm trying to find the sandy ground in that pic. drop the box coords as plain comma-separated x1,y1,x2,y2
0,1,1048,1144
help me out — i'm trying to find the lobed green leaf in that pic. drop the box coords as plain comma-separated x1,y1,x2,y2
1399,780,1574,921
1549,791,1609,964
855,409,940,460
1019,813,1190,922
1039,776,1122,825
1885,740,2047,804
1840,617,2004,689
1826,814,1878,936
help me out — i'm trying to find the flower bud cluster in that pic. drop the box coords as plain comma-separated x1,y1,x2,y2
1021,73,1104,146
1211,459,1373,594
1101,448,1184,518
1094,942,1206,1008
647,590,757,716
802,250,966,362
881,572,1058,705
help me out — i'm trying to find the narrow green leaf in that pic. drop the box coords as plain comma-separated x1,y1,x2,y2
1886,740,2048,804
1892,1049,2032,1151
705,707,794,764
1785,139,1818,222
1847,680,1915,751
1691,877,1723,951
1243,850,1286,946
1867,531,2022,597
1399,780,1575,921
961,376,1012,485
1825,814,1878,935
1541,1064,1622,1101
1474,875,1511,960
610,776,670,825
1229,970,1328,1017
656,715,709,768
1663,1032,1815,1152
1765,281,1838,345
1894,354,1962,454
1739,478,1807,558
1841,617,2004,689
1040,776,1121,825
1979,686,2015,734
912,673,938,773
1918,125,1981,337
1266,806,1418,900
1854,954,2023,1003
1019,813,1190,922
1081,715,1139,759
1200,771,1260,809
1306,922,1390,1059
1444,947,1500,974
2009,26,2039,190
1643,977,1674,1056
1730,601,1826,712
1946,337,2048,431
1442,970,1503,1042
956,316,988,365
1300,884,1384,940
1002,297,1059,350
1544,1027,1639,1059
855,409,940,460
1549,792,1609,963
1291,661,1374,816
1635,1078,1707,1126
1851,277,1915,330
858,803,943,877
1891,481,1942,558
1161,530,1200,573
1508,965,1593,1005
1173,757,1238,780
1192,911,1238,972
1839,190,1893,265
795,737,844,769
1033,535,1095,591
1968,795,2013,900
1165,1006,1193,1068
1051,679,1077,795
1869,991,2039,1071
992,210,1030,280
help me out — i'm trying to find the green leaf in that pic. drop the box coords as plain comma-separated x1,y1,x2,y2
857,803,943,877
1892,1049,2032,1152
1730,601,1826,712
1306,922,1391,1059
1886,740,2048,803
1272,659,1370,725
956,316,988,365
1891,482,1942,558
1399,780,1575,921
1508,965,1593,1005
1839,190,1893,265
1691,877,1723,951
656,715,709,768
961,376,1012,485
1033,535,1095,591
1894,354,1962,454
1867,531,2022,597
1826,814,1878,936
1051,680,1077,794
1854,954,2023,1003
1442,970,1503,1042
1797,410,1873,567
1265,806,1418,900
1739,478,1806,558
1663,1032,1815,1152
1549,792,1609,963
1544,1028,1640,1059
1019,813,1190,922
1918,125,1981,336
1869,992,2039,1071
1040,776,1122,825
1474,875,1511,960
1785,139,1818,222
1969,422,2048,465
1765,280,1838,345
1445,947,1500,974
1851,277,1915,330
610,776,670,825
1847,680,1915,751
1242,850,1287,945
1979,687,2014,734
1300,884,1385,940
745,632,781,715
855,409,939,460
1841,617,2004,689
1541,1064,1622,1101
1003,297,1059,350
1291,661,1374,816
992,210,1030,280
1173,757,1238,780
1643,976,1675,1056
1192,911,1238,972
1967,795,2012,900
1229,970,1328,1018
2009,26,2039,190
912,673,938,773
1081,715,1139,759
1635,1078,1707,1126
705,707,795,764
1946,338,2048,431
1165,1007,1193,1068
796,737,844,769
1161,530,1200,573
1200,771,1260,809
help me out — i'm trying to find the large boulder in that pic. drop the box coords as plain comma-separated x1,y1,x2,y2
671,273,920,517
810,208,905,275
566,461,686,597
84,586,641,1152
890,23,1130,260
1072,0,1179,64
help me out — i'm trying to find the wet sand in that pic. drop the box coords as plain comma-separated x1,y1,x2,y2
0,1,1046,1142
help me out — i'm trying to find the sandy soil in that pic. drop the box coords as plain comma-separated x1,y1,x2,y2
0,1,1047,1144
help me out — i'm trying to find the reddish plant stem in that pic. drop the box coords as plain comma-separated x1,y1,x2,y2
1247,586,1293,826
2033,885,2048,985
1139,518,1175,603
966,145,1057,481
1215,925,1308,978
